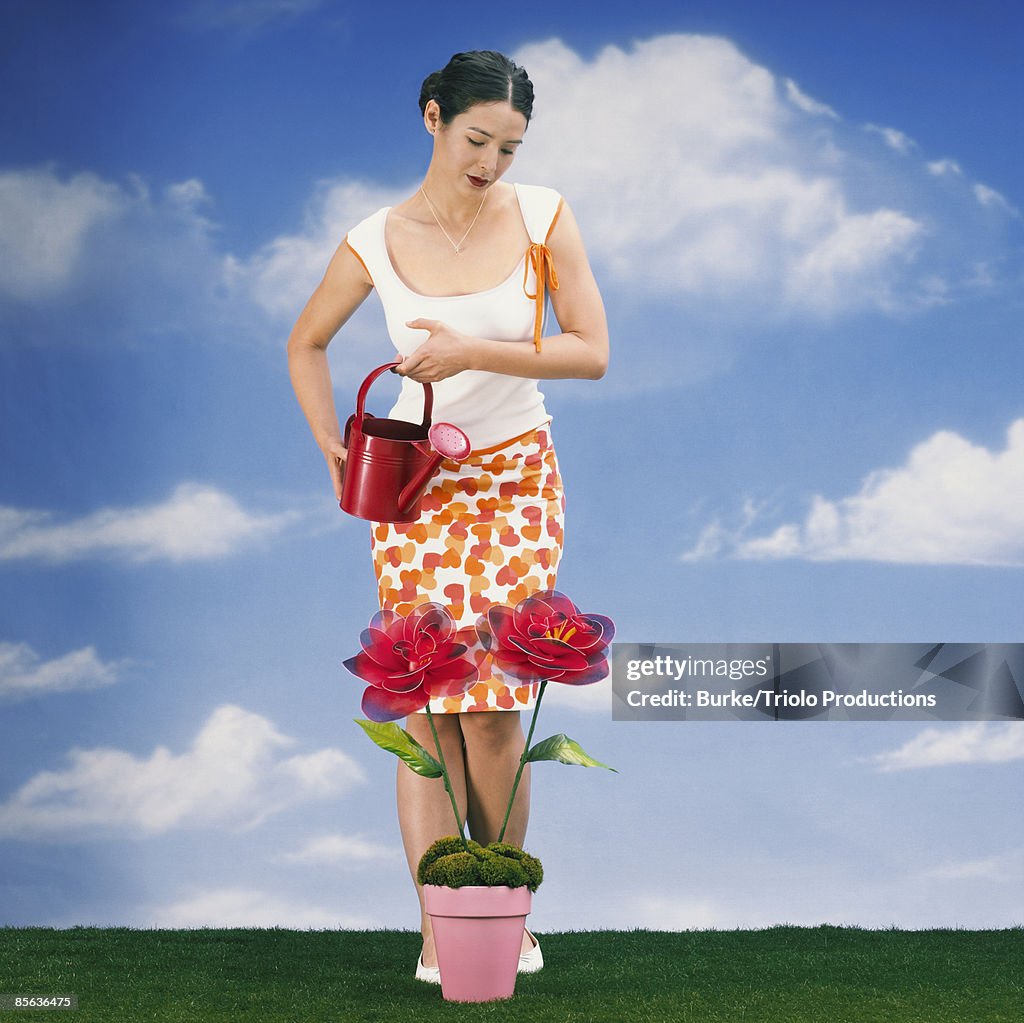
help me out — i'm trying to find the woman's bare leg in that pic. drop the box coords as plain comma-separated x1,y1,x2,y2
397,712,466,968
459,711,531,846
460,710,534,954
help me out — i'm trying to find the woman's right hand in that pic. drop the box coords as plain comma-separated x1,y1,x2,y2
322,439,348,503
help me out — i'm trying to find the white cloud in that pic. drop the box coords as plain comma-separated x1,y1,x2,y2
0,483,298,564
280,832,401,866
864,123,916,154
973,182,1020,217
0,642,124,700
277,750,365,796
165,177,211,208
681,500,761,563
927,158,963,177
147,887,370,928
869,722,1024,772
508,35,929,317
0,167,121,300
784,78,838,119
222,178,401,380
686,419,1024,566
0,704,365,839
0,165,260,349
228,179,400,323
785,207,923,313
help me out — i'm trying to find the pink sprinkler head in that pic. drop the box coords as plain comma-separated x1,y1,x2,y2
429,422,471,461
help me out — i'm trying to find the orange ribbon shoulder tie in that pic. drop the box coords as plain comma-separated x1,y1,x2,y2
523,242,559,353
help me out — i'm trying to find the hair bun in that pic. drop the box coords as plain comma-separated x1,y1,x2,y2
418,70,443,113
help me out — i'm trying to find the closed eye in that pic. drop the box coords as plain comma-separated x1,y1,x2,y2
468,138,516,156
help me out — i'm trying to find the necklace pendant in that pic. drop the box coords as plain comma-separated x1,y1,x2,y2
420,186,487,257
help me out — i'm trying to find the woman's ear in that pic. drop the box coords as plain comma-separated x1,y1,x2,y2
423,99,442,136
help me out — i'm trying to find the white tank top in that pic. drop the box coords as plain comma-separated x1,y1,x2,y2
344,182,563,451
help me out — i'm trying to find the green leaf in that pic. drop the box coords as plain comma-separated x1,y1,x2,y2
525,733,617,772
354,719,443,778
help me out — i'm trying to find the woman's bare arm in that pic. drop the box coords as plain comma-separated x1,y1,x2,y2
397,200,609,383
287,240,374,500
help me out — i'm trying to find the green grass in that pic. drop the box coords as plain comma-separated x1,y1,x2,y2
1,926,1022,1022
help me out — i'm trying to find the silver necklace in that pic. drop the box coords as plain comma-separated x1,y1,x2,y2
420,186,487,255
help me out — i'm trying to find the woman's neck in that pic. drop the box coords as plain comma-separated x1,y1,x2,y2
418,169,492,226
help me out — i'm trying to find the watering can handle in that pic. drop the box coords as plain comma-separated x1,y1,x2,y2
353,361,433,429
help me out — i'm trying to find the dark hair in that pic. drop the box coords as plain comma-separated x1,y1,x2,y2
418,50,534,125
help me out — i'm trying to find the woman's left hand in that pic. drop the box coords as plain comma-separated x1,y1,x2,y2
397,319,475,382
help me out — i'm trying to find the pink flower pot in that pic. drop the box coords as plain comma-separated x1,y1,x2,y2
423,884,532,1002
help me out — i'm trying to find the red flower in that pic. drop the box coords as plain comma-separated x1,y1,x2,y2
476,589,615,686
344,604,479,722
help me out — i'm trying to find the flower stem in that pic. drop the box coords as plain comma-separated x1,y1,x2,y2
497,679,547,843
425,706,469,851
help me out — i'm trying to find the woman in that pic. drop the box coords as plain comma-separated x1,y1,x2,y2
287,50,608,981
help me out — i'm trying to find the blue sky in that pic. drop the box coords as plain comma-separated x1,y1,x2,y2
1,0,1022,932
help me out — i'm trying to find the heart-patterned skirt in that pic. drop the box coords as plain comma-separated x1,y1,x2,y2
370,421,564,713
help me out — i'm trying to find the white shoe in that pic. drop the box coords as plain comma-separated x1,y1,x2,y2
518,931,543,974
415,952,441,984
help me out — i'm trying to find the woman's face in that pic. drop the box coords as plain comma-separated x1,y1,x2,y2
427,100,528,194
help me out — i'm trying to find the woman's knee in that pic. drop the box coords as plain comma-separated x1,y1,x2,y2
460,711,524,753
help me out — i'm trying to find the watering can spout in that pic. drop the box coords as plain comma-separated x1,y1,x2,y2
398,452,446,515
397,423,472,515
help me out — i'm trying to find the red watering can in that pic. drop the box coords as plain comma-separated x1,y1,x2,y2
339,361,472,523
